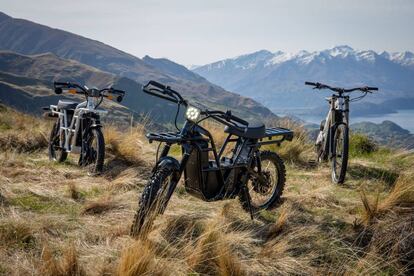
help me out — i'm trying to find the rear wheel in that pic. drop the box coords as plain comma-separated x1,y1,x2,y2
239,151,286,213
80,128,105,175
48,119,67,162
130,167,175,237
331,124,349,184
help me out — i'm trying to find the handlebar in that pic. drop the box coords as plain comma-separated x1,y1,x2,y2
305,81,378,93
53,82,125,102
203,110,249,127
143,80,249,128
143,81,187,106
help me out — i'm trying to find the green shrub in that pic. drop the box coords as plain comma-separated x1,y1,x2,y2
350,133,378,156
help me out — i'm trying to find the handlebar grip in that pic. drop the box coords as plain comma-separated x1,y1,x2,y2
224,111,248,126
54,81,69,86
367,87,378,91
147,80,166,90
231,115,249,126
305,81,317,86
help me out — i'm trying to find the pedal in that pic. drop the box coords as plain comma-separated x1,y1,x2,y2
308,159,318,167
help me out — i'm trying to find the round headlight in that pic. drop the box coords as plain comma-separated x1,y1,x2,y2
185,106,201,122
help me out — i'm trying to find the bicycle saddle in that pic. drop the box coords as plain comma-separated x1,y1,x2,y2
224,121,266,139
57,100,78,110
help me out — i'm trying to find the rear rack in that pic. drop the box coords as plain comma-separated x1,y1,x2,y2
259,127,294,146
146,132,208,143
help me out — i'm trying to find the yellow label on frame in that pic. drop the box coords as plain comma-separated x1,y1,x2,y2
68,89,77,94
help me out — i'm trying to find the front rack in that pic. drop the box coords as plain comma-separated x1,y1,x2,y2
146,132,182,143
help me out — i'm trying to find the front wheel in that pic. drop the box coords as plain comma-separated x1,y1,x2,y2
48,119,67,162
331,124,349,184
130,167,176,237
239,151,286,214
80,128,105,175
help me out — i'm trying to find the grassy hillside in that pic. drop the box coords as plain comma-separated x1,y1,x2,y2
1,105,413,275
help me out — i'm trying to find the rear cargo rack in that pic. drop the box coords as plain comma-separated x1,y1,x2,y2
259,127,294,146
146,132,208,143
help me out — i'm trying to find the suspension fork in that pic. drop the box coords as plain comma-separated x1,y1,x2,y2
240,146,260,220
159,143,192,214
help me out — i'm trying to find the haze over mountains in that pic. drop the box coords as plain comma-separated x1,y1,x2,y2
0,11,274,123
193,46,414,111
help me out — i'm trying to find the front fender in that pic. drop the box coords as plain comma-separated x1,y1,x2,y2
156,156,180,174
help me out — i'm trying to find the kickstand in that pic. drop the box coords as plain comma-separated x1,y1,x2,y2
242,185,254,220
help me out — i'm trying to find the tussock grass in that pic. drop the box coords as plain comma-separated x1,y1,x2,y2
266,206,289,240
104,125,150,166
67,182,84,202
266,118,313,165
1,106,414,275
40,244,85,276
81,197,122,215
117,240,168,276
0,104,49,152
0,219,35,248
186,225,245,276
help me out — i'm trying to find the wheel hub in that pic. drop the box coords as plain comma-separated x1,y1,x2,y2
252,171,271,194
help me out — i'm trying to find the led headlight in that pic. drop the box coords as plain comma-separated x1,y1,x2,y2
185,106,201,122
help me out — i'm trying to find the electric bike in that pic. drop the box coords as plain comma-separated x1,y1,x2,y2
305,81,378,184
130,81,293,236
45,82,125,174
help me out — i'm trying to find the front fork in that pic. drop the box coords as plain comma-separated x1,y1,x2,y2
328,96,349,159
155,143,191,214
240,149,261,220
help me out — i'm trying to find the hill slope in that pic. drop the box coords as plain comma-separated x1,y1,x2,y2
0,11,275,121
0,51,181,124
1,106,413,275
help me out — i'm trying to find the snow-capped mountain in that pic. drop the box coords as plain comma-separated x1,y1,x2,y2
193,46,414,110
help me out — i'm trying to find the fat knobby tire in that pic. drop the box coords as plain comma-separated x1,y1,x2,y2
48,120,67,162
89,128,105,174
130,167,174,237
332,124,349,184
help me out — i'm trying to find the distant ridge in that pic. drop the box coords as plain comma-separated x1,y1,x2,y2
194,45,414,110
0,11,276,121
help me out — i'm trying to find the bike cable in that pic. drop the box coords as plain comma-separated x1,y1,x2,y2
349,92,368,102
155,141,162,165
174,102,181,131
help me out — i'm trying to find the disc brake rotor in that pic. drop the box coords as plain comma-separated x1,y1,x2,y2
252,171,271,194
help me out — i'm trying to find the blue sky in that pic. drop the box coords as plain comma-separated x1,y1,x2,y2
1,0,413,65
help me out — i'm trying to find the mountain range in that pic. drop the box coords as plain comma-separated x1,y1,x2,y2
193,46,414,111
0,11,274,124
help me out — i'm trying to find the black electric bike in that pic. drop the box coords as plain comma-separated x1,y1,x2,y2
130,81,293,236
305,82,378,184
45,82,125,174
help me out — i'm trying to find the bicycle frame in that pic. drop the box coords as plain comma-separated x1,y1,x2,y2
318,94,349,160
148,118,293,204
50,99,107,153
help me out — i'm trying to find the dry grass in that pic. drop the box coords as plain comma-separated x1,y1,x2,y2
104,125,151,166
1,107,414,275
81,197,122,215
117,240,167,276
266,206,289,240
186,225,245,276
0,105,49,152
40,244,85,276
266,117,313,165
